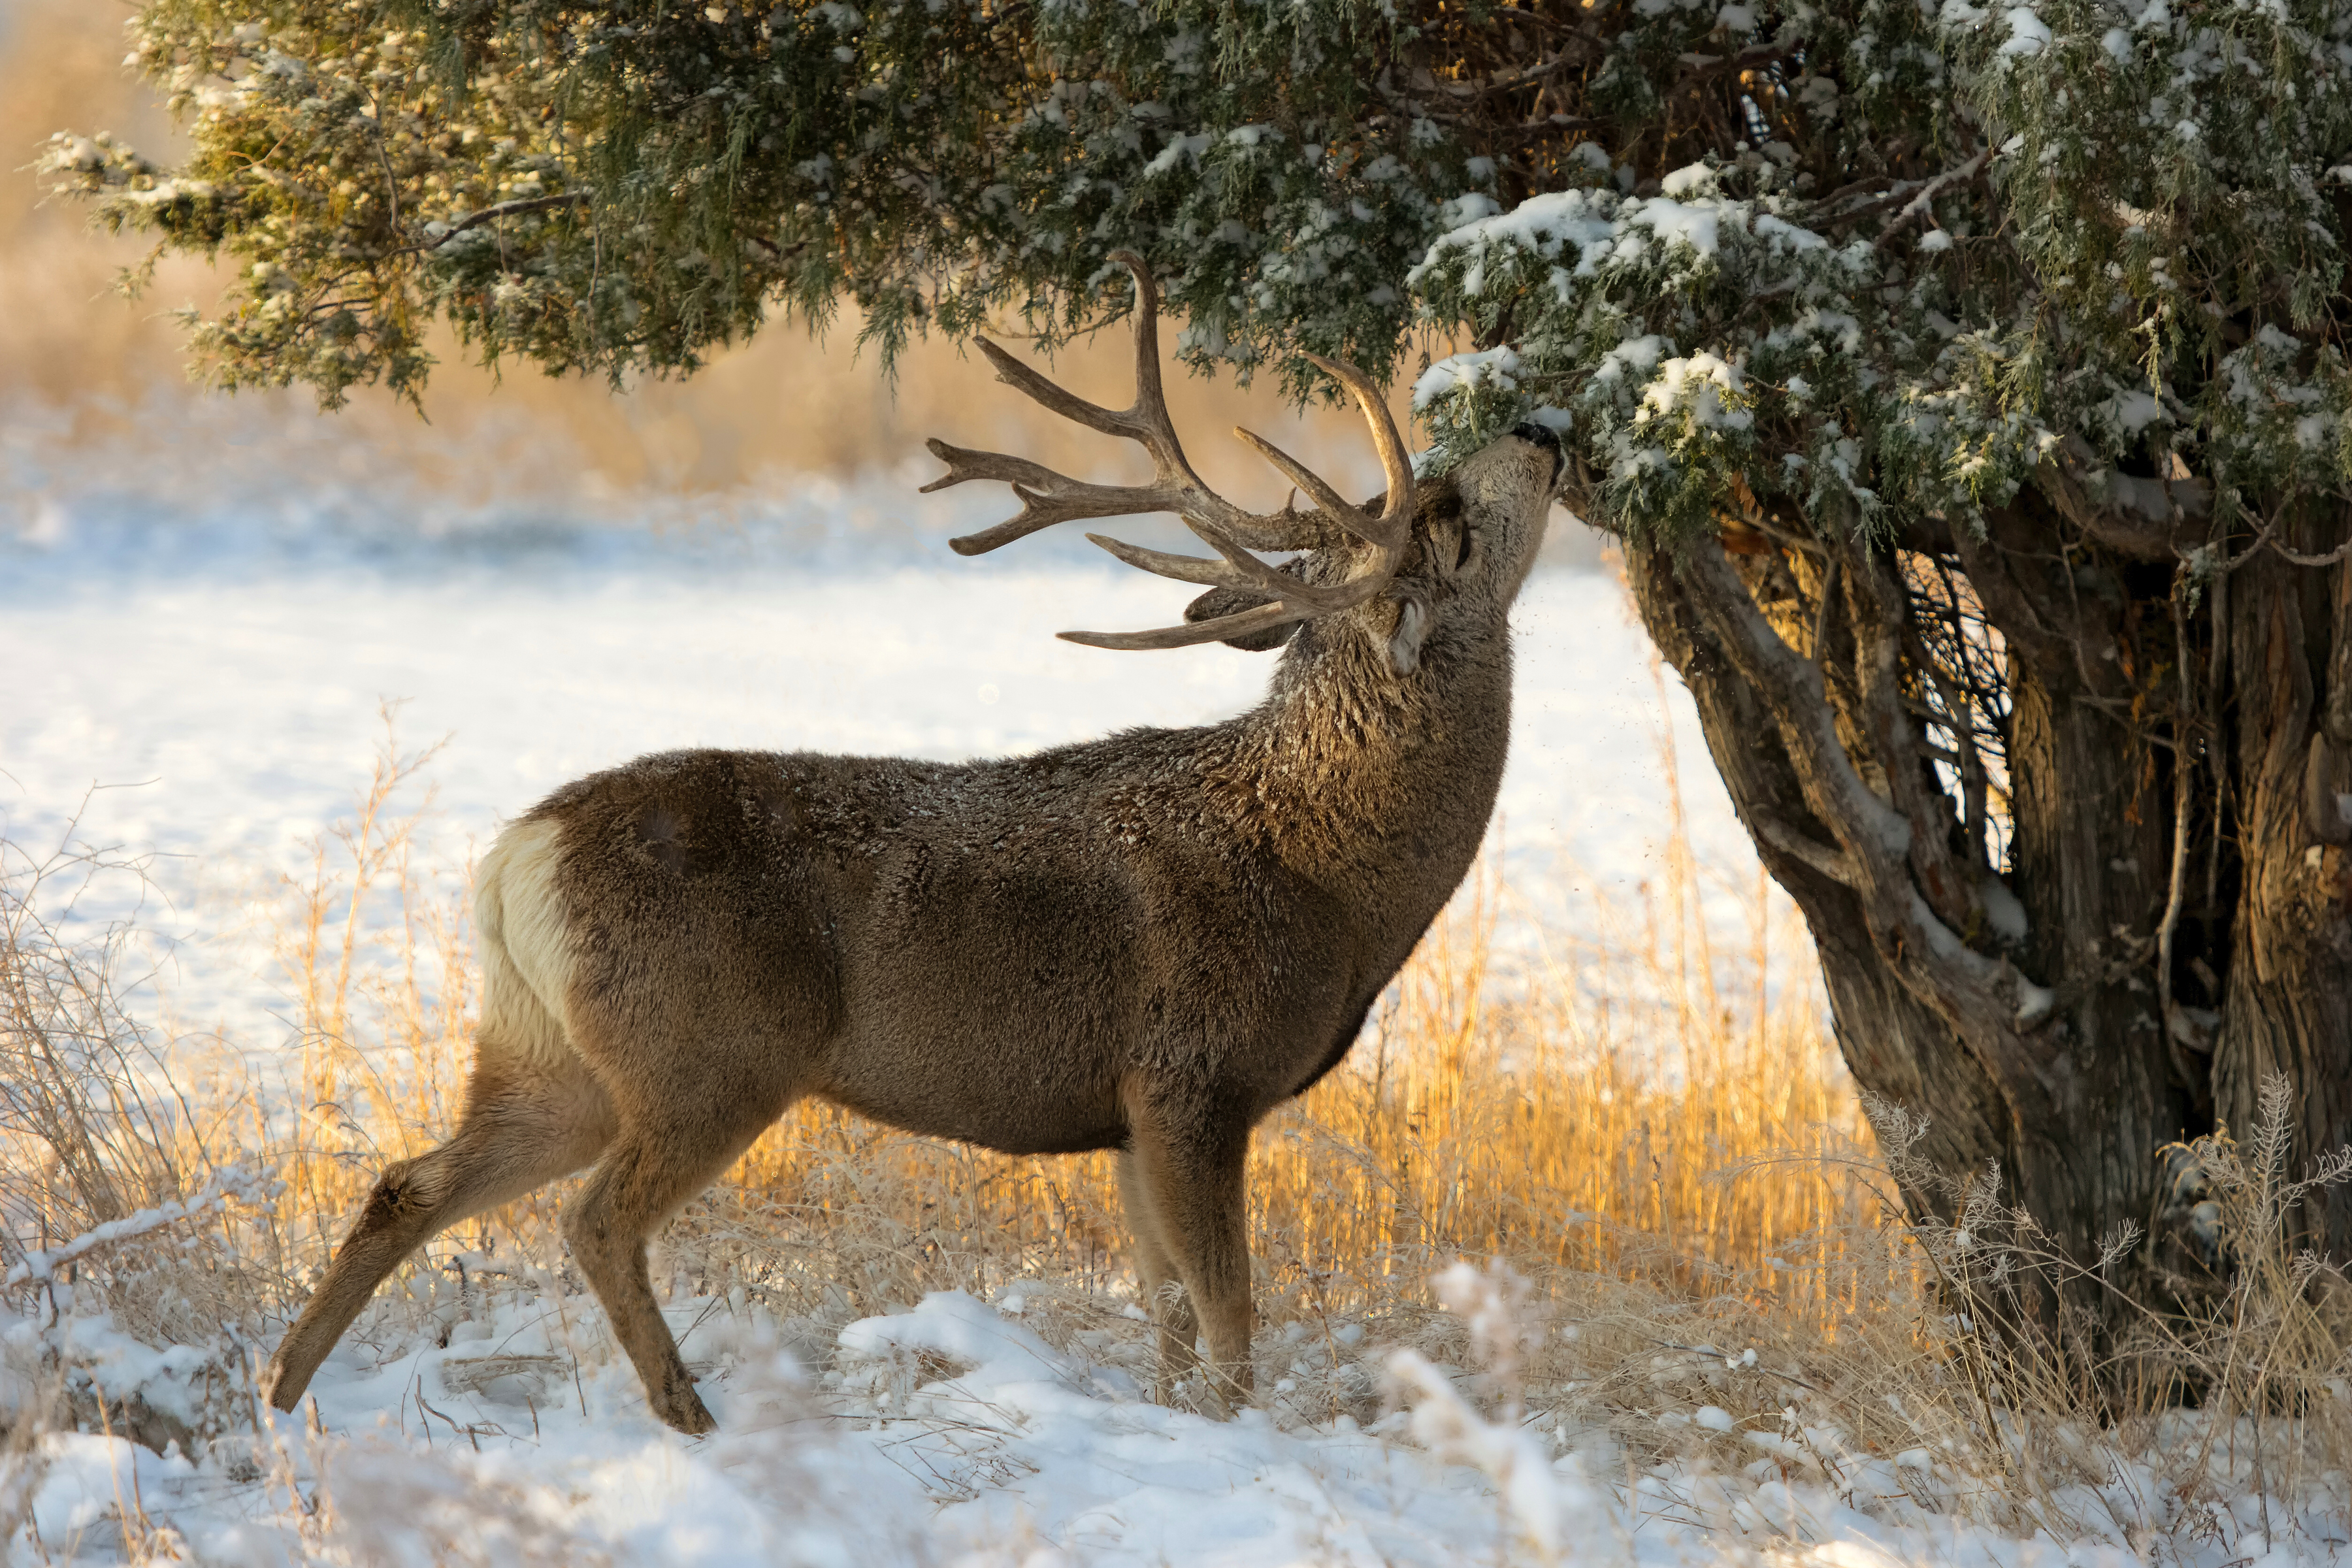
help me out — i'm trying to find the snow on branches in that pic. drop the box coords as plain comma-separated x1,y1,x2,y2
1407,0,2352,546
44,0,2352,519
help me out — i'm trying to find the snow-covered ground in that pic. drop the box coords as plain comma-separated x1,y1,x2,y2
1,471,1763,1048
5,471,2343,1567
21,1255,2340,1568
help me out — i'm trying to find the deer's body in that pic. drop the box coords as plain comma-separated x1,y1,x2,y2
494,598,1509,1154
263,257,1558,1433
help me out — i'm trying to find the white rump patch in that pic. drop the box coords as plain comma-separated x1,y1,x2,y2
474,817,578,1073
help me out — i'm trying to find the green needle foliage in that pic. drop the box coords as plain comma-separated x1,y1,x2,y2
46,0,2350,544
42,0,1489,409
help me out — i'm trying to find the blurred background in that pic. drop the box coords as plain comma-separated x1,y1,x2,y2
0,0,1788,1052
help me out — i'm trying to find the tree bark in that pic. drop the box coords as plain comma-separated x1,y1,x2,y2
1601,467,2352,1322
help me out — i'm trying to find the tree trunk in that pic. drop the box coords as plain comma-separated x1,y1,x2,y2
1601,467,2352,1320
2216,525,2352,1258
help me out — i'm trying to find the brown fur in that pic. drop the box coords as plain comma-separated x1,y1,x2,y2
262,430,1560,1433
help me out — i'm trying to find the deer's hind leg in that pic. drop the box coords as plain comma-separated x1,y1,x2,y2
557,1083,786,1436
265,1043,613,1414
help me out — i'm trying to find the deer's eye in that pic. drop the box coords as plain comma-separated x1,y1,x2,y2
1456,525,1478,572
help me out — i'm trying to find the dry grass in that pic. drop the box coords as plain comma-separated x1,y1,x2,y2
10,733,2352,1558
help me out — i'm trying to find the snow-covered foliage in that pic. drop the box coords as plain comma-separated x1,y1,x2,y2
54,0,2352,536
1408,0,2352,544
45,0,1492,407
57,0,2348,542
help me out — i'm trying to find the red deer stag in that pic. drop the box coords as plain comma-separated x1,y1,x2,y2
262,254,1561,1433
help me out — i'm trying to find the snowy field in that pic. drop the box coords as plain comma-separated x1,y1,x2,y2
18,473,2319,1568
1,472,1760,1048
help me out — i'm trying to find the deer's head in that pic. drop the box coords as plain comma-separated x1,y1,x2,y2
924,253,1559,680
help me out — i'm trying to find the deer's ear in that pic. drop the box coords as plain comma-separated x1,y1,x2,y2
1386,592,1432,676
1184,585,1299,652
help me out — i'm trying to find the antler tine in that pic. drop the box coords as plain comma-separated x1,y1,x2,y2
1109,250,1182,466
965,336,1141,444
1085,527,1359,612
1302,352,1416,548
1060,600,1307,652
927,255,1327,557
923,438,1187,557
1231,429,1379,547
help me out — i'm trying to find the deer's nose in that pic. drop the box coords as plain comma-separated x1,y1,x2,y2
1511,422,1565,481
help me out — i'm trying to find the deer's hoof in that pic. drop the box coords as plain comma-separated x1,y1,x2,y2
657,1384,719,1435
261,1356,301,1413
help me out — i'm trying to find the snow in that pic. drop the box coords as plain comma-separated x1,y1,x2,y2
1637,353,1752,432
1976,877,2029,945
1144,133,1210,175
1629,194,1725,259
0,475,1769,1051
1409,345,1522,411
14,1275,2347,1565
1405,188,1621,291
1997,7,2052,57
2111,389,2164,433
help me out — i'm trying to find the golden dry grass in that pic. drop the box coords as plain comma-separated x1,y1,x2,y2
220,727,1869,1341
18,730,2352,1557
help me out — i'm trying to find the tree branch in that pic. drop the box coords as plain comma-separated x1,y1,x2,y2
1672,540,2060,1102
1870,148,1991,251
1671,33,1803,91
2039,436,2211,561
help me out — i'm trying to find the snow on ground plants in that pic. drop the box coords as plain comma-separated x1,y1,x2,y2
13,1238,2342,1567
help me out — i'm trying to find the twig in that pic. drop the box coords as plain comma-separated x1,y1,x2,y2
400,193,588,257
1870,148,1991,251
1672,33,1803,90
1810,557,1841,665
2156,576,2195,1083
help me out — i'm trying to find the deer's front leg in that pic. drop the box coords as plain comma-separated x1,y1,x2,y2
1124,1098,1254,1416
1117,1148,1200,1396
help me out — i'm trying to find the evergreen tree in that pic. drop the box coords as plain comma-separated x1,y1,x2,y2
50,0,2352,1328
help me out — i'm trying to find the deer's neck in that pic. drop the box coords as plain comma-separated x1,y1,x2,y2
1216,625,1512,892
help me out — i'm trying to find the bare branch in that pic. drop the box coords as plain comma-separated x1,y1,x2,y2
1672,33,1803,89
1870,148,1991,251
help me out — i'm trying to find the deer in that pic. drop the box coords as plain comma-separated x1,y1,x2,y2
259,254,1561,1435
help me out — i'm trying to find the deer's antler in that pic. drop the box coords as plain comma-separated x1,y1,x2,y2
922,252,1415,651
